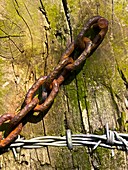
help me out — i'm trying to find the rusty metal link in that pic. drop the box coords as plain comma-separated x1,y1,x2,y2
0,16,108,148
0,113,23,148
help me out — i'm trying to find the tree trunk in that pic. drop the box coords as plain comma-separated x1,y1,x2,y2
0,0,128,169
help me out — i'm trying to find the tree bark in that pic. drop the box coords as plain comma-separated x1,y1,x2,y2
0,0,128,169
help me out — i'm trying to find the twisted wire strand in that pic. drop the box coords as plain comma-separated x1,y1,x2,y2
8,124,128,152
2,124,127,160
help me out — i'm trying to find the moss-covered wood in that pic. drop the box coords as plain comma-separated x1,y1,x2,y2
0,0,128,169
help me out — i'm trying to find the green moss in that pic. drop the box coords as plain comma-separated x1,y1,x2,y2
124,122,128,132
94,128,105,135
43,2,62,31
93,147,111,169
121,112,126,127
64,79,83,133
118,112,128,132
54,147,91,169
72,147,91,169
93,147,125,169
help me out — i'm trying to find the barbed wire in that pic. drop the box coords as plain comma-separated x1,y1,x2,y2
3,123,128,159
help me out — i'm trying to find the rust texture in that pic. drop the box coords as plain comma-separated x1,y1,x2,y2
0,16,108,148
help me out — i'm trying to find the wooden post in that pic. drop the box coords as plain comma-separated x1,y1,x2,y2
0,0,128,169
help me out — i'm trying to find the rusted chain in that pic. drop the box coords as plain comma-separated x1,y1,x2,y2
0,113,22,148
0,16,108,148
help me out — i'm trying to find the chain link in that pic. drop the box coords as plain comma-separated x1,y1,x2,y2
0,16,108,148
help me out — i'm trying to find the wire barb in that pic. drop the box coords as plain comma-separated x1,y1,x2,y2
66,129,73,150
